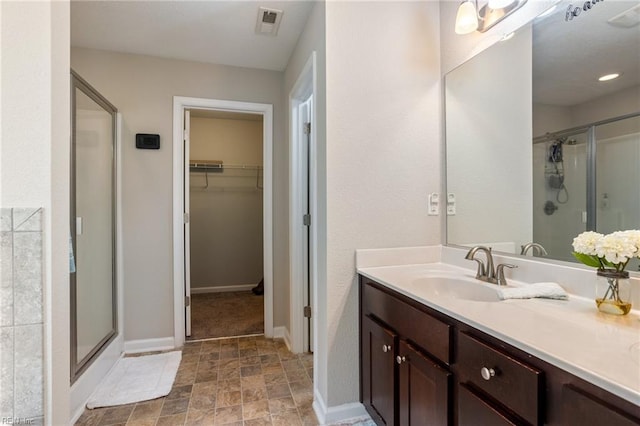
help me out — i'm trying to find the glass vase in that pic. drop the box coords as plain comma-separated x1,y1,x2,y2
596,269,632,315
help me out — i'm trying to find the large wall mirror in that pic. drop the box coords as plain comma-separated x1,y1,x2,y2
445,0,640,269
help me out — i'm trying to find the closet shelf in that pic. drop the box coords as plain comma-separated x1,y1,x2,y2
189,160,262,172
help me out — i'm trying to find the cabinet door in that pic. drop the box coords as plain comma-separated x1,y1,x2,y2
398,340,451,426
362,315,397,425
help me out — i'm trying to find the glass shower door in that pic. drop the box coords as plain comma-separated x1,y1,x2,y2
71,72,118,380
532,130,588,261
595,116,640,271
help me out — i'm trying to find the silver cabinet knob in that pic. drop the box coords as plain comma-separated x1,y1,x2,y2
396,355,406,365
481,367,496,381
382,344,391,353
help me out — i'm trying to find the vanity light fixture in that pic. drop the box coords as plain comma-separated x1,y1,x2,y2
455,0,479,34
598,73,621,82
454,0,528,35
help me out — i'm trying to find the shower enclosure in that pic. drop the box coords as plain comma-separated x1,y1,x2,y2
533,113,640,269
70,71,118,381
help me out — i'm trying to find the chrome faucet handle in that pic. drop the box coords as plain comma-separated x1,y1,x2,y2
496,263,517,286
468,258,486,279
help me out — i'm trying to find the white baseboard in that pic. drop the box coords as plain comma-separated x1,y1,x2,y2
313,389,369,425
273,326,292,351
124,337,176,354
190,284,256,294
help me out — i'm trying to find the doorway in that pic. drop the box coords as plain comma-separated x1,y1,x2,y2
187,109,264,340
173,97,274,348
289,52,317,354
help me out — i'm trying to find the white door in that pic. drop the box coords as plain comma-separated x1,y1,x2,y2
300,96,313,352
184,109,192,337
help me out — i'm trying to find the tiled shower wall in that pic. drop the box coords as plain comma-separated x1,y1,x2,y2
0,208,44,424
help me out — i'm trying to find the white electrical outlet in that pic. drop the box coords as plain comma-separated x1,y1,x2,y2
447,193,456,215
428,193,439,216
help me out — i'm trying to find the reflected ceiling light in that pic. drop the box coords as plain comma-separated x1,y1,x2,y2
455,0,479,34
598,73,621,82
488,0,516,9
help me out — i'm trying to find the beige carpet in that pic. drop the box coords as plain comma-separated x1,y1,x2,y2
188,291,263,340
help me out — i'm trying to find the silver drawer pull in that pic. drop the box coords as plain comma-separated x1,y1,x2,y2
481,367,496,381
382,344,392,353
396,355,406,365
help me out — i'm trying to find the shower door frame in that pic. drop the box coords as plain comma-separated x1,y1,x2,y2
534,111,640,233
70,70,119,382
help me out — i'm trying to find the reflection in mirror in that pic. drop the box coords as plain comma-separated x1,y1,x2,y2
446,1,640,268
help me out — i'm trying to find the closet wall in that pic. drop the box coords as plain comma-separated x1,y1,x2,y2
189,114,264,292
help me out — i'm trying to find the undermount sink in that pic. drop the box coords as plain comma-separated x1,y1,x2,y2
409,275,502,302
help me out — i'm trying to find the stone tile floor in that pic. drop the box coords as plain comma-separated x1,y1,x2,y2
75,337,316,425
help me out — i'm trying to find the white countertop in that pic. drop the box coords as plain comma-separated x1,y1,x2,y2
357,260,640,406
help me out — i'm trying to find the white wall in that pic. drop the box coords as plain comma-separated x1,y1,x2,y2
445,26,533,250
70,48,289,340
534,85,640,137
189,117,264,289
0,1,71,424
324,1,441,408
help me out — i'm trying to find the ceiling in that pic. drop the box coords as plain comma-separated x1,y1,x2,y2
70,0,315,72
532,1,640,107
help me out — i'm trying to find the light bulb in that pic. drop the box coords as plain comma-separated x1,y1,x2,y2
455,1,479,34
488,0,516,9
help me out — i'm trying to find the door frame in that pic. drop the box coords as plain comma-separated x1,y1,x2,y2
289,52,317,353
172,96,274,347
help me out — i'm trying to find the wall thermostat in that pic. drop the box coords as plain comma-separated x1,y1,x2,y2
136,133,160,150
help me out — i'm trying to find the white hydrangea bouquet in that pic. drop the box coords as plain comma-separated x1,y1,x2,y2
572,230,639,315
572,230,640,272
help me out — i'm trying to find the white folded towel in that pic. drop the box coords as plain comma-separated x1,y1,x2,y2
497,282,568,301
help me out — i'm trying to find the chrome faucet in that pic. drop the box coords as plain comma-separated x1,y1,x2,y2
465,246,495,282
465,246,517,286
520,242,548,257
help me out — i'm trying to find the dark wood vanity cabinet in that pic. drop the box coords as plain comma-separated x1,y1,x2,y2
361,279,452,425
359,276,640,426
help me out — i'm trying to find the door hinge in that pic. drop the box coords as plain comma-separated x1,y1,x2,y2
185,296,191,307
183,129,189,141
304,305,312,318
184,212,190,223
303,214,311,226
304,122,311,135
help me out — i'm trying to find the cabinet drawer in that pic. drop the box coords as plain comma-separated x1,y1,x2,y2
363,280,451,364
458,383,519,426
457,332,544,425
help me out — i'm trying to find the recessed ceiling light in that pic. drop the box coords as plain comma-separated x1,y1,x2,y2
598,73,621,82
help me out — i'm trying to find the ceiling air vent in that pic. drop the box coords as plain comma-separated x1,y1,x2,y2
255,7,283,36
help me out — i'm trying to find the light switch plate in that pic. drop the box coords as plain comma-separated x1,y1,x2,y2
447,193,456,215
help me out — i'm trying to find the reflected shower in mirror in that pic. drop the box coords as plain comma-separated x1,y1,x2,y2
445,0,640,268
71,71,118,381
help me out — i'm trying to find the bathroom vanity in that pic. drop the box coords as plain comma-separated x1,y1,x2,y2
357,249,640,426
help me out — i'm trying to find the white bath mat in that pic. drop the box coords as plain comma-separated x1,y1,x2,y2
86,351,181,409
